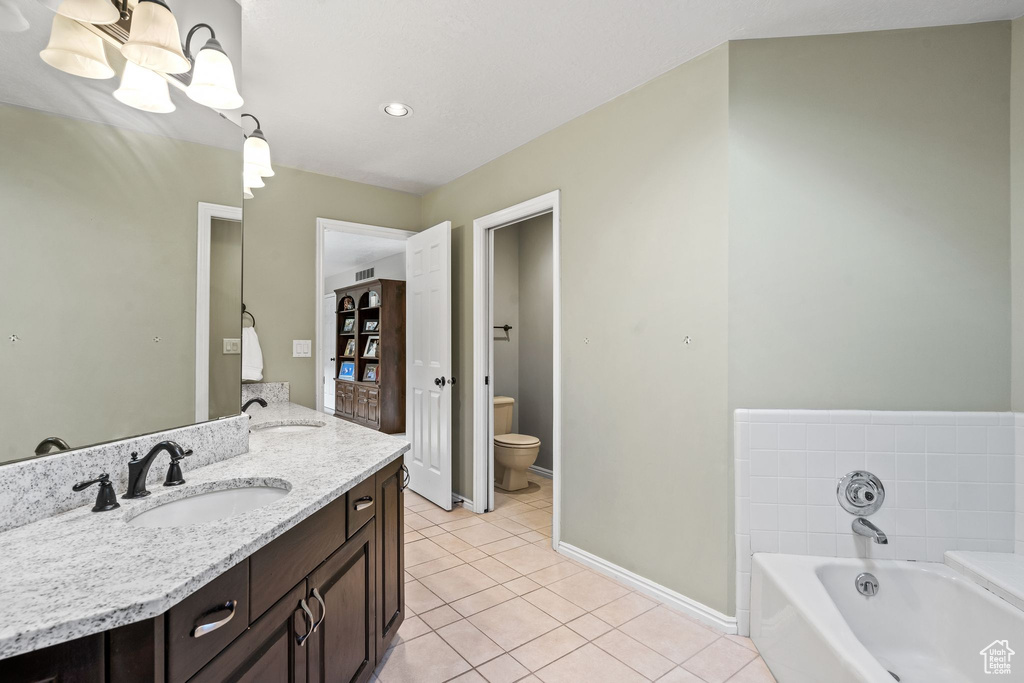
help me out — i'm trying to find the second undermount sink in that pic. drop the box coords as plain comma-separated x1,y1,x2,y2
126,482,290,528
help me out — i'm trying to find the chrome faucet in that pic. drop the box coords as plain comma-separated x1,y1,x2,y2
852,517,888,544
123,440,192,499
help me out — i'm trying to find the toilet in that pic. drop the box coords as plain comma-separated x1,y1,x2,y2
493,396,541,492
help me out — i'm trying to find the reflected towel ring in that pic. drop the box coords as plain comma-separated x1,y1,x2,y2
242,304,256,328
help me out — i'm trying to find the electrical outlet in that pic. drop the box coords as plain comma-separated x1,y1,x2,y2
293,340,312,358
223,338,241,354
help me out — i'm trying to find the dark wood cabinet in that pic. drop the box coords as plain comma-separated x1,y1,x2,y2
307,522,376,683
1,457,406,683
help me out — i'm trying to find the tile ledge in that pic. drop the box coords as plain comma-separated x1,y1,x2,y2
945,551,1024,611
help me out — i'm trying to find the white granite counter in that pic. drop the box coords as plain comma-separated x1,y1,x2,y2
945,551,1024,611
0,403,409,659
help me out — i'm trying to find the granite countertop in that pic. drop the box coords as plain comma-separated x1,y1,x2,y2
945,551,1024,611
0,403,409,659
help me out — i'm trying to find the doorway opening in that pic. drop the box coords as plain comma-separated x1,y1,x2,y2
473,191,561,547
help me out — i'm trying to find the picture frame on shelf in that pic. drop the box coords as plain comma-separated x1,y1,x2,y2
363,364,379,382
368,290,380,307
363,319,379,332
338,361,355,381
342,339,356,357
341,317,355,333
341,295,355,311
363,336,379,358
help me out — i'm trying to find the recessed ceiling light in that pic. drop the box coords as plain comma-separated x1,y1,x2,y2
382,102,412,118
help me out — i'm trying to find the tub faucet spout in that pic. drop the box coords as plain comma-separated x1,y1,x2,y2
852,518,888,544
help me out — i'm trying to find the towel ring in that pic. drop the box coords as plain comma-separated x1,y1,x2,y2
242,304,256,328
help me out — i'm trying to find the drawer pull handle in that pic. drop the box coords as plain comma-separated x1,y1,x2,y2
296,598,314,647
353,495,373,511
401,464,410,491
311,587,327,632
191,600,237,638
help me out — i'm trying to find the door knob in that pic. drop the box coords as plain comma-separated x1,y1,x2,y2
448,377,457,386
434,376,446,388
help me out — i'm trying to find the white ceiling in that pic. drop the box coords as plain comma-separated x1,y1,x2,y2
324,230,405,277
241,0,1024,195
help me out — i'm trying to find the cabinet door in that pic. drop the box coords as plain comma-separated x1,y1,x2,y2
307,521,376,683
366,388,380,427
375,458,405,657
188,581,310,683
0,633,104,683
355,386,369,421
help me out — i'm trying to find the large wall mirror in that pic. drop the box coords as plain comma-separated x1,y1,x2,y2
0,0,244,464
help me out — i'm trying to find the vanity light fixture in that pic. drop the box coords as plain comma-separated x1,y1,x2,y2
113,60,175,113
183,23,243,110
243,186,254,200
56,0,119,25
382,102,412,117
244,168,265,190
121,0,189,74
241,113,274,178
39,13,115,79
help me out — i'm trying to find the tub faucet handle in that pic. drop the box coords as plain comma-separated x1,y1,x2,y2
837,471,885,516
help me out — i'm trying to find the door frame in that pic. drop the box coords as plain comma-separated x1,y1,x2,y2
195,201,243,423
314,218,417,414
472,190,561,546
322,292,337,414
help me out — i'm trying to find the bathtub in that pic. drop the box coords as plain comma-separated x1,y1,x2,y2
750,553,1024,682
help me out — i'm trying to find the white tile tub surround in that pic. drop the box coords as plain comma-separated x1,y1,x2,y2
241,381,290,405
734,409,1017,636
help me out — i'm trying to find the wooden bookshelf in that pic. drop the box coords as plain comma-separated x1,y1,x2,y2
333,279,405,433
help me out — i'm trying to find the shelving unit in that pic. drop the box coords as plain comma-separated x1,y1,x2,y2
333,279,405,433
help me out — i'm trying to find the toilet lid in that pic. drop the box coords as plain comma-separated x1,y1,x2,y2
494,433,540,447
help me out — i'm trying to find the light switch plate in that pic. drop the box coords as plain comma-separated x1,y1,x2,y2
223,338,241,354
293,340,312,358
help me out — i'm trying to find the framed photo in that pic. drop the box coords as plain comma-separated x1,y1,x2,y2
341,317,355,333
363,364,379,382
338,361,355,381
342,339,356,357
363,319,379,332
368,290,380,307
340,295,355,311
363,336,379,358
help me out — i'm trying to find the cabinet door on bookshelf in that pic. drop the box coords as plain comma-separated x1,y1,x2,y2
355,386,369,421
366,389,380,426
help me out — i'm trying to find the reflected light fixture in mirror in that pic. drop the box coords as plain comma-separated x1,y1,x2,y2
0,0,29,32
113,60,175,113
39,14,115,79
242,114,274,177
244,168,265,190
121,0,189,74
184,23,243,110
56,0,120,25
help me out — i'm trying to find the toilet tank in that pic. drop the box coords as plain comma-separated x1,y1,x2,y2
493,396,515,436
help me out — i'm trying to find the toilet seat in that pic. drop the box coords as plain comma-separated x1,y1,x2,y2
494,433,540,448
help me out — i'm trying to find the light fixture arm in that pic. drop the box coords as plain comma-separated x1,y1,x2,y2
183,23,218,62
118,0,129,21
241,113,266,141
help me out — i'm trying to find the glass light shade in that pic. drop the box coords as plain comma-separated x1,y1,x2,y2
40,14,115,79
186,43,243,110
243,169,264,190
243,133,274,178
35,0,63,11
121,0,189,74
243,186,253,200
113,60,175,113
56,0,119,25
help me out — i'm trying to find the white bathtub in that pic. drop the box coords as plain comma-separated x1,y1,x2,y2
751,553,1024,682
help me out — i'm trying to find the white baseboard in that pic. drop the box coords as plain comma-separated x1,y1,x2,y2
528,464,553,479
557,542,737,635
453,494,478,513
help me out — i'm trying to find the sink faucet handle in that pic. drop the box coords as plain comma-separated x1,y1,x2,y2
165,449,192,487
72,474,120,512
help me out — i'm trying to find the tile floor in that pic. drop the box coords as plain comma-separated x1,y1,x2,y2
374,474,776,683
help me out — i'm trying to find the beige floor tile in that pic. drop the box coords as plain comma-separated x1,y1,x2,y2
438,620,505,666
655,668,705,682
407,554,465,579
431,532,476,554
405,538,450,567
404,491,429,507
419,525,446,538
517,530,547,543
565,613,612,640
518,677,542,683
619,607,719,665
681,637,756,683
526,562,586,586
508,509,554,530
726,635,759,652
375,632,471,683
419,604,462,629
592,592,658,627
546,571,629,611
404,530,424,543
535,643,647,683
404,571,414,583
522,588,585,623
393,615,431,644
405,580,444,614
595,629,675,680
449,671,487,683
408,502,438,513
420,564,497,603
419,506,477,524
492,544,564,575
472,556,523,583
479,535,530,556
468,598,560,651
727,657,776,683
457,547,489,563
452,522,514,546
529,501,553,510
440,516,489,532
503,576,543,596
536,526,553,538
450,585,517,617
476,653,530,683
510,626,587,671
403,512,434,530
489,516,533,535
491,502,535,518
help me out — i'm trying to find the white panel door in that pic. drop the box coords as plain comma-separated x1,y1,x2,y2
322,293,336,413
406,221,453,510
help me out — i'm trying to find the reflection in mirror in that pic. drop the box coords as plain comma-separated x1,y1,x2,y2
0,0,243,464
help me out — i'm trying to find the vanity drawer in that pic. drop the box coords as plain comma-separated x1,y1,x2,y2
347,476,376,537
166,559,250,683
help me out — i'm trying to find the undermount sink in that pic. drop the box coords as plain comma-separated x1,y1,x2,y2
126,482,290,528
251,421,325,434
